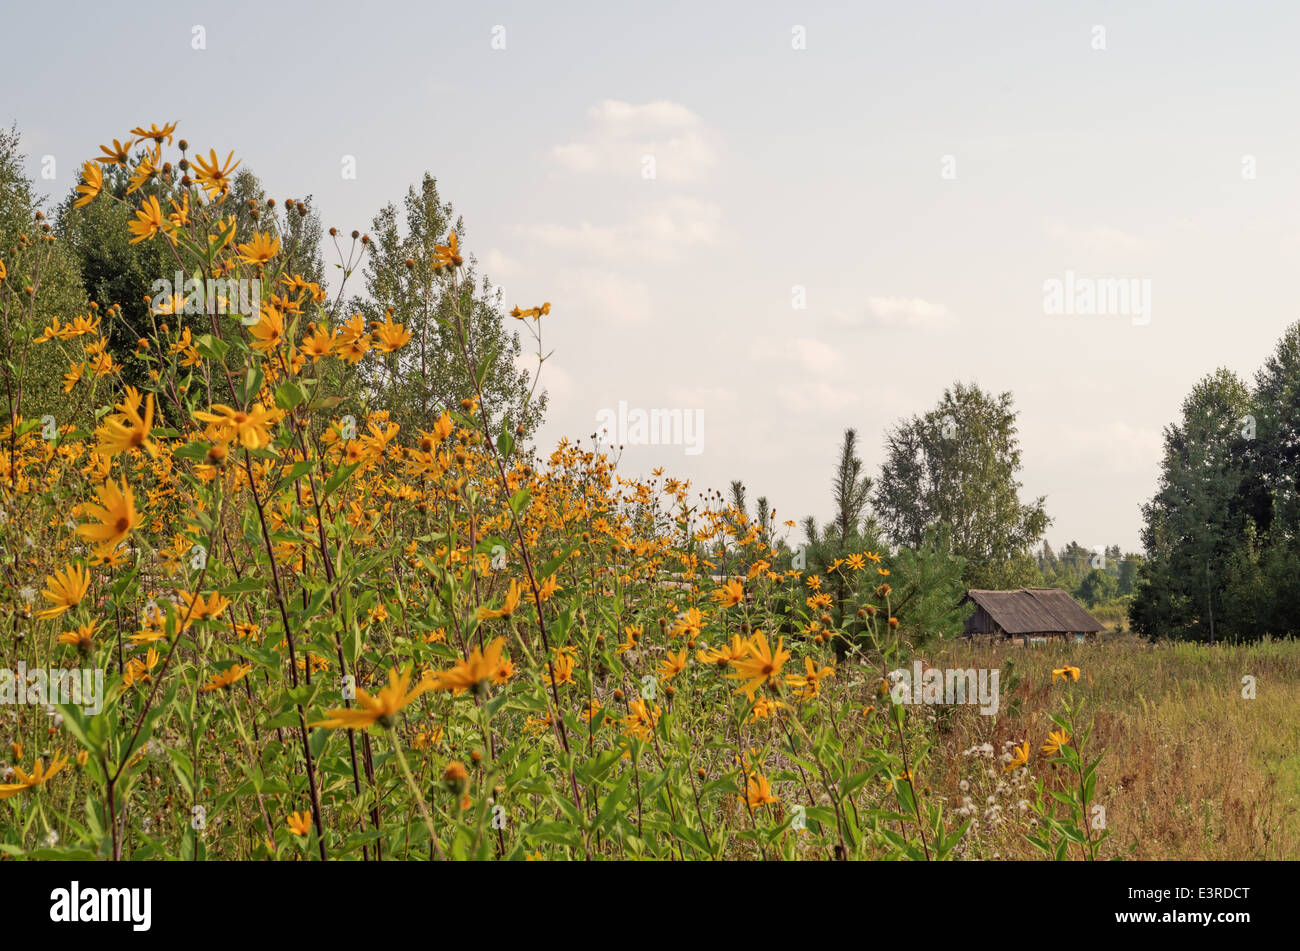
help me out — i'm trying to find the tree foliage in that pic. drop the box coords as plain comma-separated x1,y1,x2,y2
873,382,1049,589
348,173,544,440
1132,335,1300,642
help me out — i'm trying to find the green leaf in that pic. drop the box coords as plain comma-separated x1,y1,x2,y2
508,488,531,516
241,367,265,405
194,334,230,362
274,381,308,411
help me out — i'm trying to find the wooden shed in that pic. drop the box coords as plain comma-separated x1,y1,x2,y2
961,588,1105,643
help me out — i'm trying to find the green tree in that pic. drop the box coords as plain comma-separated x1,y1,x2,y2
348,173,544,440
800,429,883,603
54,153,173,392
1253,321,1300,531
1130,369,1255,642
1,126,88,424
1116,554,1142,596
1077,568,1117,607
873,382,1049,589
226,170,326,287
887,523,970,641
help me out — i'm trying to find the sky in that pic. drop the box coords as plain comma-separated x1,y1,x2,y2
6,0,1300,554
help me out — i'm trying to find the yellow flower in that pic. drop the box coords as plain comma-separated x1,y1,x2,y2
248,304,285,354
129,122,178,145
1005,740,1029,772
62,362,83,393
237,232,280,265
616,625,642,654
202,663,253,691
885,769,913,793
335,331,371,364
1052,666,1080,684
37,563,90,620
547,648,576,687
656,647,688,682
741,772,779,809
76,479,139,556
670,607,704,639
299,324,335,363
191,148,241,198
493,657,517,685
476,579,523,621
123,647,161,687
192,403,278,450
784,656,834,701
509,302,551,321
168,194,191,229
371,315,412,354
286,810,313,836
96,386,158,458
748,696,786,722
58,621,99,652
177,590,231,621
125,144,161,194
1041,727,1071,756
429,637,507,695
73,161,102,208
727,630,790,699
712,578,744,608
432,230,463,269
128,196,171,244
311,666,430,729
95,138,132,166
623,698,661,740
697,634,750,668
0,752,70,799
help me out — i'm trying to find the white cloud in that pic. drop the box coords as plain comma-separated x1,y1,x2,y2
752,336,842,373
482,248,514,277
864,297,955,331
516,197,722,262
516,353,575,403
551,99,720,183
1046,420,1162,473
552,268,653,326
666,385,737,409
1045,221,1150,254
774,380,863,414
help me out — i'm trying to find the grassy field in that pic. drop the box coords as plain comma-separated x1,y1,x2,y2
921,634,1300,859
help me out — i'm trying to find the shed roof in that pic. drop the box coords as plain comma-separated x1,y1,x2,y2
963,588,1105,635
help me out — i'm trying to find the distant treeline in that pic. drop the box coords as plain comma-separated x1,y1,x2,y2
1035,541,1143,608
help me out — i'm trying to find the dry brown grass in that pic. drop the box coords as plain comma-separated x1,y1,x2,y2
918,634,1300,859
